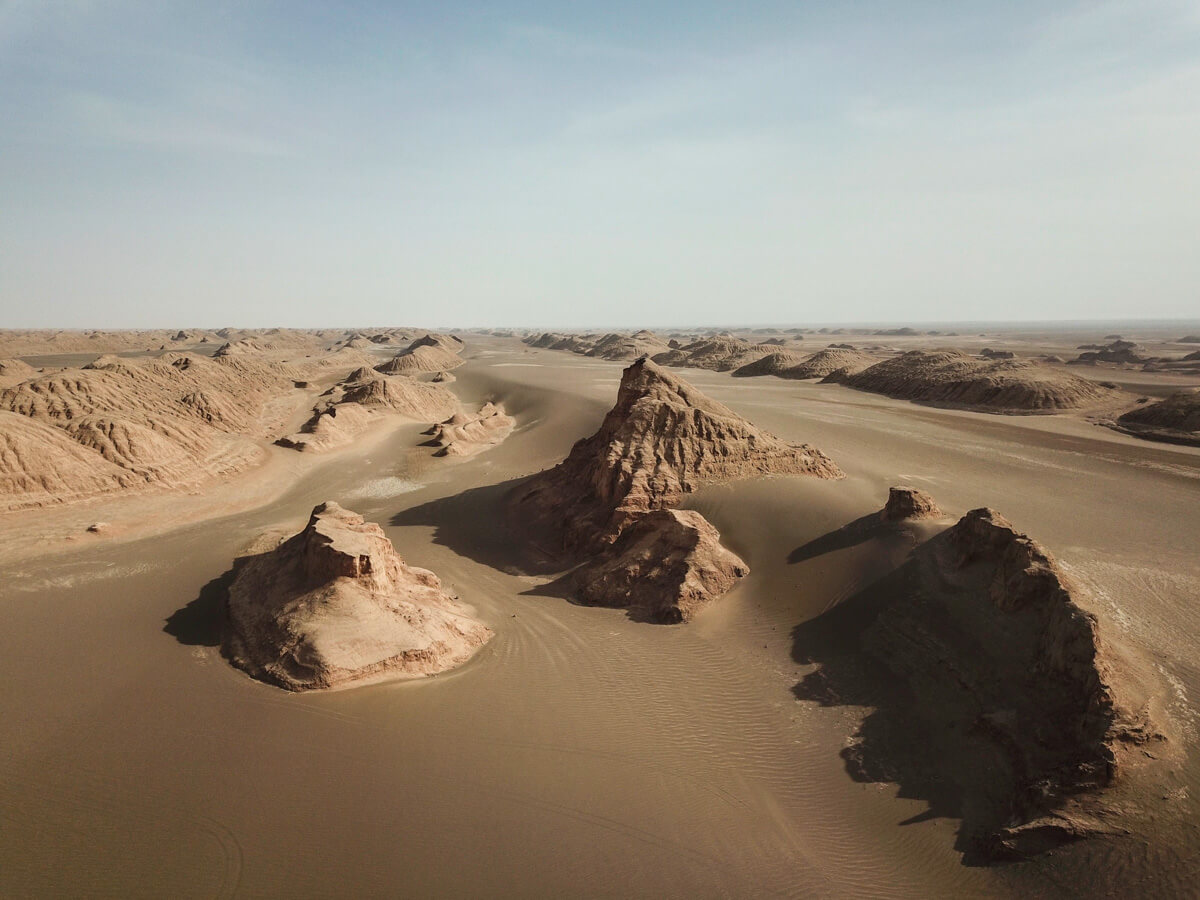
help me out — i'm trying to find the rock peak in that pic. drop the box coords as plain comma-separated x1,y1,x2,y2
508,358,842,557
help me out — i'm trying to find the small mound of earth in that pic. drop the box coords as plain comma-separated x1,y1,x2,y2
560,509,748,623
426,402,514,457
222,501,492,691
1113,390,1200,446
376,334,465,375
651,337,780,372
278,368,456,453
731,351,806,377
881,486,942,521
781,348,878,380
584,330,670,361
841,350,1116,411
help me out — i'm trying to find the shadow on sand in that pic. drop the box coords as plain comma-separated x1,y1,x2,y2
390,475,568,577
788,521,1010,866
787,511,889,564
163,567,236,647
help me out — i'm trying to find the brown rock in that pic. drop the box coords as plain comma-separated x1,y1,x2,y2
223,502,491,691
507,357,842,558
881,486,942,521
428,402,514,457
566,509,749,623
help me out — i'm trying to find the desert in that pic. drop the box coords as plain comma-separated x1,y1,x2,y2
2,323,1198,899
5,4,1200,896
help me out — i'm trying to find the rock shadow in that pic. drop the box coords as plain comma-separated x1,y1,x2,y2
786,512,896,564
519,573,667,624
789,529,1015,866
390,475,567,577
164,567,236,647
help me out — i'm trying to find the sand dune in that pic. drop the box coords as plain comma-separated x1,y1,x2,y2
223,501,491,691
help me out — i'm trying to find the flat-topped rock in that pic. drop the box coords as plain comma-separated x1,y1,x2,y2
881,486,942,521
223,502,491,691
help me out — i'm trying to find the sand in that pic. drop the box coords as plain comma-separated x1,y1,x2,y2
2,329,1199,898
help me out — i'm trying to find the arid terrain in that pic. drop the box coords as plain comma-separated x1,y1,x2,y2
2,323,1199,898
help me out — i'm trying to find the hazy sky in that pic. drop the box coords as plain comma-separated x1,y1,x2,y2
2,1,1198,328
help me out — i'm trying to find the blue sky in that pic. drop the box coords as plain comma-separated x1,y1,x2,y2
1,1,1197,327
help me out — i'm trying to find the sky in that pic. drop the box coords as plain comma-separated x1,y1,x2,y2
1,0,1198,328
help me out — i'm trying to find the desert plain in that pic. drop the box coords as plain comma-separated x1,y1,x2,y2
1,322,1199,898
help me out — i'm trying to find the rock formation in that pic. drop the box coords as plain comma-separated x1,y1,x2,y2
430,370,456,383
840,350,1116,412
0,352,305,509
584,330,670,361
731,351,806,378
880,486,942,521
651,337,779,372
1113,390,1200,446
794,502,1161,860
425,402,514,457
0,358,36,388
376,334,465,375
278,368,457,453
562,509,749,623
1070,340,1148,366
223,502,491,691
507,357,843,557
781,348,878,380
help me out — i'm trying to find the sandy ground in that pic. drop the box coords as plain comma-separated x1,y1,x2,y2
2,334,1199,898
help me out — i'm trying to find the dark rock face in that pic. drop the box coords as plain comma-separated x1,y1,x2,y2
1114,390,1200,446
792,507,1160,861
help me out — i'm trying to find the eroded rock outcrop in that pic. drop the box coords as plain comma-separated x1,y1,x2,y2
841,350,1116,411
881,486,942,521
223,502,491,691
783,348,878,380
376,334,465,375
508,357,843,557
426,402,514,457
731,351,806,378
562,509,749,623
1113,390,1200,446
794,502,1162,860
277,367,457,453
